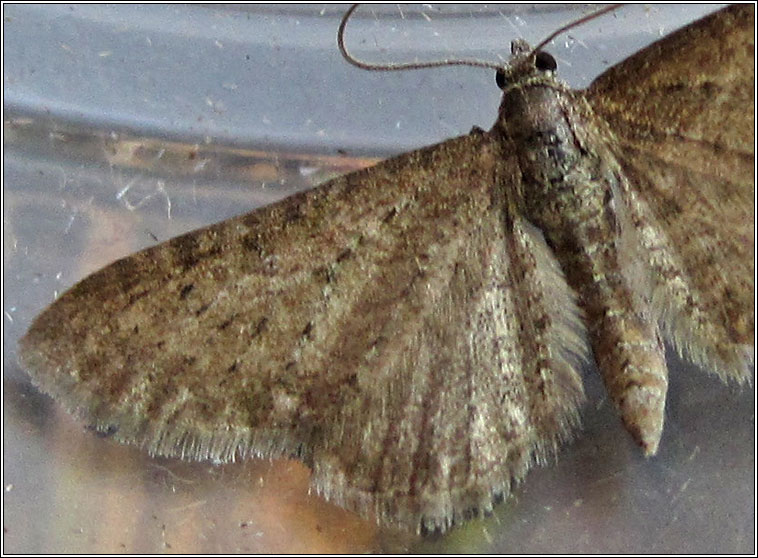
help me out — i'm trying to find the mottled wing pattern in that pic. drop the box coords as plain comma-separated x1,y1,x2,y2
585,4,755,380
312,204,587,531
19,131,588,530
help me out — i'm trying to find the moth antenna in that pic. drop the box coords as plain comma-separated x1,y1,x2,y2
339,4,624,74
338,4,503,73
529,4,623,57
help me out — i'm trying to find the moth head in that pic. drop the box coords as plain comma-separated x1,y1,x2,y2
495,41,558,90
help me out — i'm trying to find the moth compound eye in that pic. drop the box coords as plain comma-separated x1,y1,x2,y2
535,51,557,72
495,70,507,89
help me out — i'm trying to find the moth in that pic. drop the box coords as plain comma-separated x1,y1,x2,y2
18,4,754,534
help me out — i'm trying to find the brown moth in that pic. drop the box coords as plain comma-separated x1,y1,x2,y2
17,4,754,533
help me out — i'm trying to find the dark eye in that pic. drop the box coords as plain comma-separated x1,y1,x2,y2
495,70,507,89
534,51,557,72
